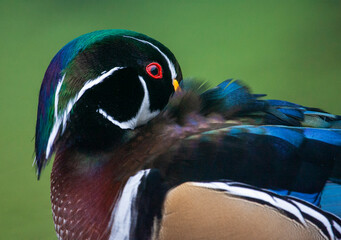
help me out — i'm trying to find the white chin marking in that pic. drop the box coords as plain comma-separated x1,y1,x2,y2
98,75,160,130
123,35,177,79
97,108,135,130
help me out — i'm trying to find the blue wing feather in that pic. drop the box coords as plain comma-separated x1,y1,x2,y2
166,78,341,215
198,78,341,128
321,182,341,217
200,79,266,115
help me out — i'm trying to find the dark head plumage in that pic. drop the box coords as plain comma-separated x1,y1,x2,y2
35,30,182,177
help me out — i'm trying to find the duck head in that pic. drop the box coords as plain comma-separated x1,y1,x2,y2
35,30,182,177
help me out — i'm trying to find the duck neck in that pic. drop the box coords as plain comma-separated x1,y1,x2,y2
50,150,122,240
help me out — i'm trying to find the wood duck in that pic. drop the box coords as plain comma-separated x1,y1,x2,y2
35,30,341,240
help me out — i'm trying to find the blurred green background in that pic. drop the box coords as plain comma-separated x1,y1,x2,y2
1,0,340,239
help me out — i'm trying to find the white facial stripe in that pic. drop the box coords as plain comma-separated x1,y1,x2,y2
76,68,123,103
109,169,151,240
60,67,123,132
54,74,65,119
45,67,124,159
98,76,160,130
123,35,177,79
46,118,62,158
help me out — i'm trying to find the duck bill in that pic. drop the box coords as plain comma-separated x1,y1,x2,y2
172,79,181,92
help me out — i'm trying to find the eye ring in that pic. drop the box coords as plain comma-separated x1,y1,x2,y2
146,62,163,79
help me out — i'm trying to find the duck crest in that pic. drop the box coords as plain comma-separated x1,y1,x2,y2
36,30,128,174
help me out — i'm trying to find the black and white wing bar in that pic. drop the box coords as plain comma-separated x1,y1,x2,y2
193,181,341,240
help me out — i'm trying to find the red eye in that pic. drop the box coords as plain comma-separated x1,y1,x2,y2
146,62,163,79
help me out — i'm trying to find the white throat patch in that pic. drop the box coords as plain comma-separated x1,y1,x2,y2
98,75,160,129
